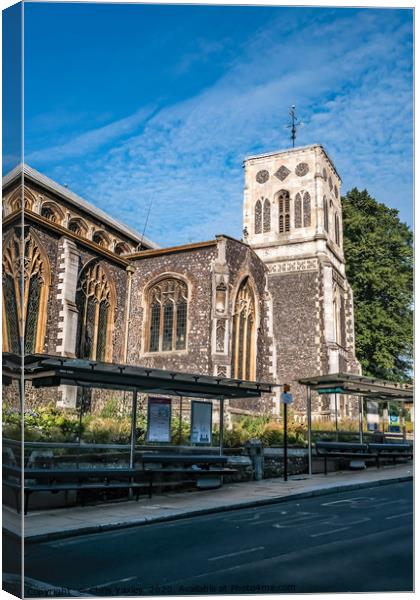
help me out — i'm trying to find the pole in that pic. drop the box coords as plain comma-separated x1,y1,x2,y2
306,385,312,476
179,396,183,444
358,397,363,444
283,401,288,481
219,397,224,456
334,393,338,441
130,390,138,469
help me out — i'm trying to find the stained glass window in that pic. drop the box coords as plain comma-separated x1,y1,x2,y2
254,200,262,234
2,228,50,354
231,277,256,380
147,278,188,352
278,190,290,233
76,261,114,361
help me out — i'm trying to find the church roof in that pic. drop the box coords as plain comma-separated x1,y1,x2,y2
244,143,341,182
2,163,159,250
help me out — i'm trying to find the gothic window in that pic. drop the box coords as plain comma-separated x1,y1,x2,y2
335,213,340,246
147,278,188,352
92,231,110,248
303,192,311,227
76,261,115,361
323,196,329,232
8,187,36,213
40,202,63,224
294,193,302,228
333,285,346,347
263,198,271,233
68,218,88,237
231,277,256,380
114,242,131,255
2,228,50,354
278,190,290,233
254,200,262,234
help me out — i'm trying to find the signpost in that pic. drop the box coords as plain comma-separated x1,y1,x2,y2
281,386,293,482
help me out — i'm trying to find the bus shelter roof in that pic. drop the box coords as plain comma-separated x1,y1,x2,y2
2,353,276,400
298,372,413,403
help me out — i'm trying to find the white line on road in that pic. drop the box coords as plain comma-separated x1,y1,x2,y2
310,526,350,537
208,546,264,561
385,512,413,520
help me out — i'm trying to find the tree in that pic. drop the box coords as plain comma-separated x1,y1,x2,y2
342,188,413,382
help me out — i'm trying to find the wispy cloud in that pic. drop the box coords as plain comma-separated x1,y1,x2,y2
27,9,413,245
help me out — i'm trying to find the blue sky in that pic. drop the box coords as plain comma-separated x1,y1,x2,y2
20,3,413,246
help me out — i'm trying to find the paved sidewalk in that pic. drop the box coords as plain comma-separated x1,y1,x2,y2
3,464,412,542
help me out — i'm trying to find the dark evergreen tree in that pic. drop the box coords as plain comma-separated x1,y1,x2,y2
342,188,413,381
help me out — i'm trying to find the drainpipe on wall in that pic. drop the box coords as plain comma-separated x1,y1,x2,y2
123,265,135,363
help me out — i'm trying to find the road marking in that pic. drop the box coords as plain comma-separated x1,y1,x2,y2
321,497,373,506
385,512,413,520
208,546,264,561
82,576,137,591
310,526,350,537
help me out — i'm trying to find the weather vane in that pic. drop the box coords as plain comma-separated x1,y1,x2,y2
286,105,304,148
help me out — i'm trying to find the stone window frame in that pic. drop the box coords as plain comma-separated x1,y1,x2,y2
230,274,259,381
254,199,262,234
92,229,111,249
332,283,346,348
114,241,132,256
276,189,291,234
334,212,340,247
75,259,116,362
2,227,51,354
143,273,191,355
263,198,271,233
40,200,65,225
68,216,89,237
5,186,37,215
323,196,329,233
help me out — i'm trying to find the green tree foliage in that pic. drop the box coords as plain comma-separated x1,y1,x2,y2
342,189,413,381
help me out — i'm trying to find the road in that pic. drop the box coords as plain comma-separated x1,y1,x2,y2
4,480,413,595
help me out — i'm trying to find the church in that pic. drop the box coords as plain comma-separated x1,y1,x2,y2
2,143,361,421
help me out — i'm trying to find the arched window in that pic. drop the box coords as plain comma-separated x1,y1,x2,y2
294,193,302,228
231,277,256,380
2,228,50,354
40,202,63,225
335,213,340,246
323,196,329,232
92,231,110,248
147,278,188,352
68,218,88,237
333,285,346,347
263,198,271,233
254,200,262,234
76,261,115,361
114,242,131,256
303,192,311,227
278,190,290,233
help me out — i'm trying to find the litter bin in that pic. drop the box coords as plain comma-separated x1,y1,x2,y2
245,438,264,481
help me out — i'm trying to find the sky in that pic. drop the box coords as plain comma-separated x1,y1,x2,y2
16,2,414,246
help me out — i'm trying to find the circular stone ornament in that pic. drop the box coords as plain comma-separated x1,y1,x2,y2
256,170,269,184
295,162,309,177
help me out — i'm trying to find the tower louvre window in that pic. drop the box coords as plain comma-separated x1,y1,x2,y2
147,278,188,352
278,190,290,233
303,192,311,227
254,200,262,234
263,198,271,233
323,196,329,232
294,193,302,228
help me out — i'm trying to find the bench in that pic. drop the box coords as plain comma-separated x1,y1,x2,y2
139,453,237,497
315,441,413,475
315,442,374,475
3,465,147,514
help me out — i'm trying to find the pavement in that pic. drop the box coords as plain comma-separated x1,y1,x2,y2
2,462,412,543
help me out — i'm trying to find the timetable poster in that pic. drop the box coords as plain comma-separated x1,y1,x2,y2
191,401,213,445
147,397,172,442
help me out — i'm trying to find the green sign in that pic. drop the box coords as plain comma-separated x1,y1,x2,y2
316,387,346,395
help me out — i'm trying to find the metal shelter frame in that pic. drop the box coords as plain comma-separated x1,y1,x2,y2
298,372,413,476
3,353,277,463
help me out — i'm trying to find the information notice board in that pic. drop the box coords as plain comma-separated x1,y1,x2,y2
191,401,212,445
147,397,172,442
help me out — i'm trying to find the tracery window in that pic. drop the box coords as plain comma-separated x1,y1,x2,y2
40,203,63,224
335,213,340,246
303,192,311,227
254,200,262,234
92,231,109,248
76,261,115,361
263,198,271,233
8,187,36,213
278,190,290,233
114,242,131,256
2,228,50,354
323,196,329,232
68,218,87,237
147,278,188,352
294,193,302,228
231,277,256,380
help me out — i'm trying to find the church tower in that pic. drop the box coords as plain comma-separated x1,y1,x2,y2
243,144,360,419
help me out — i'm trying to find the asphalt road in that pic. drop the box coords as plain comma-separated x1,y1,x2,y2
4,480,413,595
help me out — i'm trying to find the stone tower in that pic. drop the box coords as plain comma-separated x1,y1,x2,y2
243,144,360,419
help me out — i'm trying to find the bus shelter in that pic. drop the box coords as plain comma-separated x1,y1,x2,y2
3,352,276,465
298,373,413,476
